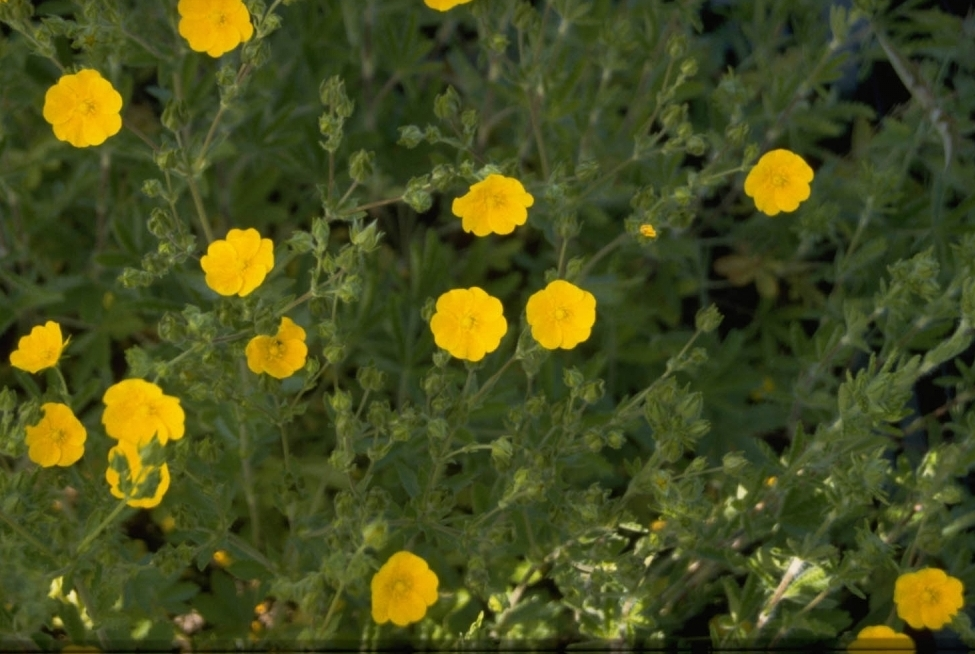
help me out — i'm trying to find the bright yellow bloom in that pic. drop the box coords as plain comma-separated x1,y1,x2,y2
245,317,308,379
102,379,185,447
200,228,274,297
894,568,964,630
848,625,914,653
371,551,439,627
451,174,534,236
42,69,122,148
424,0,474,10
525,280,597,350
105,441,170,509
9,321,68,373
429,287,507,362
178,0,254,58
639,224,657,239
25,403,86,467
743,149,814,216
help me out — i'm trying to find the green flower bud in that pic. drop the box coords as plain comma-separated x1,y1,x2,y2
434,85,461,121
348,149,375,184
695,304,723,333
329,389,352,414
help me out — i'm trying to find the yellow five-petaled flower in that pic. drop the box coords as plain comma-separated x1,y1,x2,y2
847,625,914,653
9,321,68,374
43,69,123,148
200,228,274,297
25,402,87,468
102,379,186,447
525,280,597,350
429,287,507,362
743,149,814,216
105,441,171,509
451,174,534,236
894,567,964,631
178,0,254,58
245,317,308,379
424,0,474,10
371,551,439,627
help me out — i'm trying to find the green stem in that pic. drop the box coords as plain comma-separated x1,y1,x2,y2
75,500,129,556
468,353,518,407
577,232,628,283
186,176,215,244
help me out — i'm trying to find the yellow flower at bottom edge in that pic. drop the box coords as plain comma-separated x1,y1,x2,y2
430,287,507,362
42,69,122,148
25,402,86,467
848,625,914,653
102,378,185,447
105,441,170,509
200,228,274,297
894,567,964,630
9,321,68,373
451,174,534,236
245,317,308,379
525,279,597,350
743,148,814,216
424,0,474,10
178,0,254,57
371,551,439,627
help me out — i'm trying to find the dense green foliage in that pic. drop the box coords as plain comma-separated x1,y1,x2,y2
1,0,974,649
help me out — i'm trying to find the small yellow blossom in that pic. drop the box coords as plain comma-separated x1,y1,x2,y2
25,402,86,467
178,0,254,58
424,0,474,10
371,551,439,627
105,441,170,509
245,317,308,379
102,379,185,447
42,69,122,148
764,476,778,487
429,287,507,362
848,625,914,653
451,174,534,236
9,321,68,373
743,149,814,216
639,224,657,239
650,520,667,532
213,550,233,567
894,568,964,630
200,228,274,297
525,279,597,350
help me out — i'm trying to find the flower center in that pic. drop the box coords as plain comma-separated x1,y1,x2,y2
391,579,410,597
770,171,789,188
51,429,67,445
214,12,229,25
269,339,285,359
461,314,476,330
554,307,569,321
922,587,941,605
80,99,97,116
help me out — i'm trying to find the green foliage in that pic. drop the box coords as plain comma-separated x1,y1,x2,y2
2,0,975,650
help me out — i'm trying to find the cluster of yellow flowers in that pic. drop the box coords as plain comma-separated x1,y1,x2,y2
430,174,598,362
848,567,965,652
9,323,183,508
39,0,254,148
199,227,308,379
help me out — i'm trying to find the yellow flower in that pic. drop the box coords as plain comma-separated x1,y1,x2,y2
894,568,964,630
105,441,170,509
525,279,597,350
451,174,534,236
200,228,274,297
42,69,122,148
743,149,814,216
9,321,68,373
371,551,439,627
424,0,474,10
245,317,308,379
212,550,233,567
848,625,914,653
25,403,86,467
639,224,657,239
102,379,185,447
177,0,254,58
429,287,507,362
